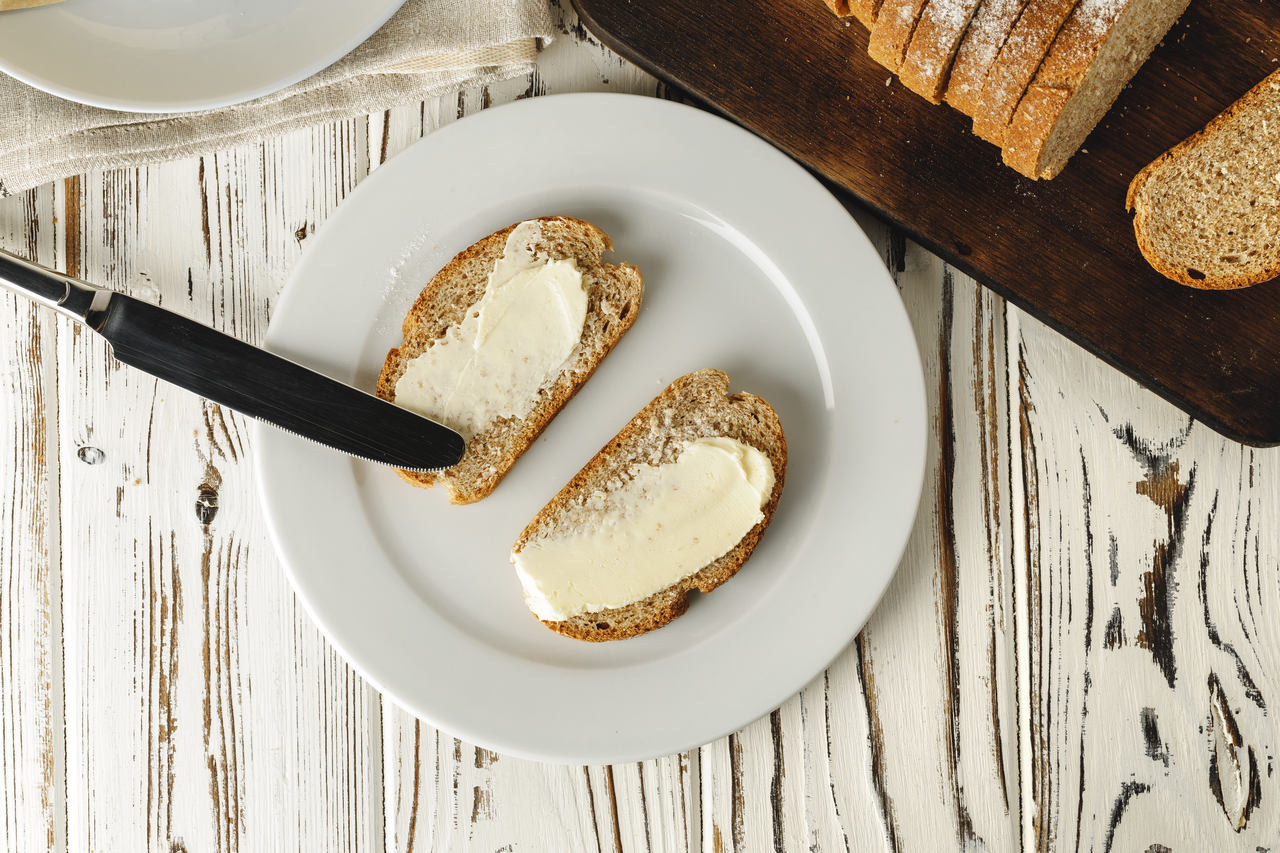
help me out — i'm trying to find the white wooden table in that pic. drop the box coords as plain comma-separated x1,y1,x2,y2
2,5,1277,850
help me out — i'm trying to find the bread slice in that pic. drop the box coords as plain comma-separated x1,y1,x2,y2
944,0,1030,116
898,0,985,103
821,0,853,17
376,217,643,503
1002,0,1188,179
970,0,1081,144
868,0,932,71
511,369,787,642
1126,71,1280,289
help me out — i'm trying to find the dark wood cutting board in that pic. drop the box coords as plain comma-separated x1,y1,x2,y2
573,0,1280,445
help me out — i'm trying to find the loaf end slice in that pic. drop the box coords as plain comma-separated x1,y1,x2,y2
1127,70,1280,289
376,216,643,503
512,369,787,642
1002,0,1189,179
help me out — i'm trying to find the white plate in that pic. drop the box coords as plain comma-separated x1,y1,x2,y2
254,93,927,764
0,0,404,112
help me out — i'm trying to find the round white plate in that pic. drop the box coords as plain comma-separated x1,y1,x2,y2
255,93,927,764
0,0,404,112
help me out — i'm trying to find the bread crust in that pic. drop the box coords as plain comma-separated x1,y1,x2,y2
376,216,643,502
869,0,932,71
898,0,985,103
1127,69,1280,290
970,0,1080,144
850,0,882,26
511,369,788,642
945,0,1030,117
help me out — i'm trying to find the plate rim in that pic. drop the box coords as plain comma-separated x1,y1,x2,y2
0,0,407,113
253,92,928,764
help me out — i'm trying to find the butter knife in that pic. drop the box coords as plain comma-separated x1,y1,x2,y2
0,249,465,472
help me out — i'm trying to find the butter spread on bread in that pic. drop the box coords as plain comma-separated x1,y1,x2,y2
514,437,775,621
394,221,587,439
510,369,786,642
376,217,643,504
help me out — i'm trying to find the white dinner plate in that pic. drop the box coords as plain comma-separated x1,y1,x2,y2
0,0,404,112
254,93,927,764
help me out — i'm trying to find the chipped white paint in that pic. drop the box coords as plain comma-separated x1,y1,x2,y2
0,2,1276,850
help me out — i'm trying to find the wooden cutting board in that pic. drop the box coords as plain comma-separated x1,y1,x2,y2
573,0,1280,445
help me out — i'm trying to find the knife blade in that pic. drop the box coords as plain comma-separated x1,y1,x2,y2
0,249,465,472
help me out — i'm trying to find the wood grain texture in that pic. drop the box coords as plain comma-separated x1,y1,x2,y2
2,1,1280,850
52,142,382,851
1012,308,1280,850
0,184,60,853
572,0,1280,446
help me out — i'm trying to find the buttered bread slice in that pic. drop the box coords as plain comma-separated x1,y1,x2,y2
511,369,787,642
377,217,643,503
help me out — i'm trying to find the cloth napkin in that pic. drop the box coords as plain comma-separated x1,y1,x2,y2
0,0,555,195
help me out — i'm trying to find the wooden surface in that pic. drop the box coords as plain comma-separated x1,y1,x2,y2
573,0,1280,446
1,3,1278,849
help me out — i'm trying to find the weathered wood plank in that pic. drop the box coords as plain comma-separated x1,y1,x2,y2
1013,308,1280,851
0,184,61,853
52,133,382,850
843,238,1019,851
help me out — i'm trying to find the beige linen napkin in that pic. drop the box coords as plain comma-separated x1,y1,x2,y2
0,0,555,195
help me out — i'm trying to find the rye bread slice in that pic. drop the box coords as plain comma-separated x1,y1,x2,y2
1126,70,1280,290
945,0,1030,116
970,0,1081,144
511,369,787,642
1002,0,1188,179
376,216,643,503
899,0,985,103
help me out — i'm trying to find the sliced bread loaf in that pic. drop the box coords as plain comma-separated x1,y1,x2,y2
1127,70,1280,289
868,0,931,71
377,217,643,503
898,0,986,103
510,369,787,642
1001,0,1190,179
970,0,1081,144
944,0,1030,116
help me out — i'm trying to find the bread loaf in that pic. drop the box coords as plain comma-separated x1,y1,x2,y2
971,0,1081,144
944,0,1031,116
899,0,986,103
1002,0,1189,179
